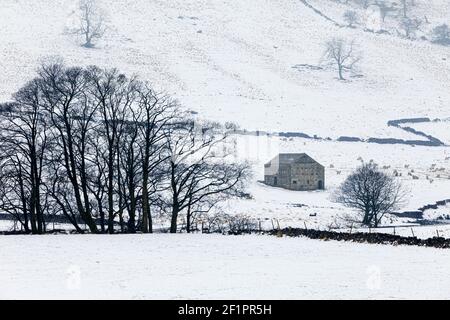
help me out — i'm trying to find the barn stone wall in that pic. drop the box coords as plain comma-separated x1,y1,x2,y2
264,161,325,191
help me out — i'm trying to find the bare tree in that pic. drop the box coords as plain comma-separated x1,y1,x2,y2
164,120,251,233
116,113,142,233
343,10,358,27
376,1,397,23
399,17,422,39
431,24,450,45
333,162,404,228
0,78,53,234
87,67,139,233
0,147,32,232
135,87,177,233
75,0,107,48
399,0,417,18
86,132,108,232
0,100,48,234
322,38,361,80
353,0,372,9
38,62,99,233
183,161,250,233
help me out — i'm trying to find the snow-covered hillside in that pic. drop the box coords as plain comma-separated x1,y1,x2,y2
0,0,449,139
0,0,449,234
2,234,450,299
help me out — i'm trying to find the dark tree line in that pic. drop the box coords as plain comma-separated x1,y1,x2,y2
0,62,250,234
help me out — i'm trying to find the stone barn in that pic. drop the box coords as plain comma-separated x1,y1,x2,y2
264,153,325,191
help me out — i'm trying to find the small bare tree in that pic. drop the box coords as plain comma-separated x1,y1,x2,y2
399,17,422,39
431,24,450,45
164,120,251,233
343,10,358,27
75,0,107,48
353,0,372,9
333,162,404,228
322,38,361,80
399,0,416,18
377,2,397,23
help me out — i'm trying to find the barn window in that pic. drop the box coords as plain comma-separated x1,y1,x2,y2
293,180,297,184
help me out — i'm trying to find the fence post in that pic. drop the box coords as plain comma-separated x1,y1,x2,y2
411,228,415,238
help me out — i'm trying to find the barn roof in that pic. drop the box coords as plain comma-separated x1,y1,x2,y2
266,153,323,166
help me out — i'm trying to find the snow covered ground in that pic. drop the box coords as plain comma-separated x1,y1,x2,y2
410,120,450,145
1,234,450,300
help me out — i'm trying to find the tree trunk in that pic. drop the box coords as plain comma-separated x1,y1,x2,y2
141,146,151,233
186,195,193,233
148,205,153,234
362,207,371,226
170,204,179,234
127,175,137,233
65,125,98,233
170,163,178,234
186,208,191,234
99,202,105,233
107,151,115,234
141,180,149,234
338,65,344,80
17,164,30,233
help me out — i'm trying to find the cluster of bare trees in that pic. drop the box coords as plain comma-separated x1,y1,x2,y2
0,62,250,234
333,162,404,228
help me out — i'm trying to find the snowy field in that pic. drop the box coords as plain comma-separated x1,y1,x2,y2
410,120,450,145
1,234,450,300
0,235,450,299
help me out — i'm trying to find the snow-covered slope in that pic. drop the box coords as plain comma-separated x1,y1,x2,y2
0,0,449,139
0,0,449,232
1,234,450,299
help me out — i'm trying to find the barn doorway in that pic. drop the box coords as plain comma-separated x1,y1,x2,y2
318,180,323,190
274,177,278,186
